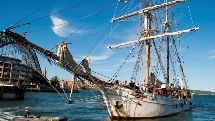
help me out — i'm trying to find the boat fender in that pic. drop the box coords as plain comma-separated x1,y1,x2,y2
115,101,123,109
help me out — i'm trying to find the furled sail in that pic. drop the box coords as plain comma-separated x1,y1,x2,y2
56,41,85,75
56,41,102,84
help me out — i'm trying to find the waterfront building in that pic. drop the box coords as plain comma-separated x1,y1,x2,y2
0,55,32,100
0,55,31,86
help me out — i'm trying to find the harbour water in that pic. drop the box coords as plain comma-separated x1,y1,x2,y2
0,90,214,121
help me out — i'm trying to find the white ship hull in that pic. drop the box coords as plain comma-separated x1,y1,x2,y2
100,86,192,119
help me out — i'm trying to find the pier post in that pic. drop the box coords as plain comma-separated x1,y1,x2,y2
0,87,3,100
14,88,25,100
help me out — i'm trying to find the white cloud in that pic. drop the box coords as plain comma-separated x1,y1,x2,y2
50,15,75,37
87,50,113,63
89,54,110,62
74,50,112,64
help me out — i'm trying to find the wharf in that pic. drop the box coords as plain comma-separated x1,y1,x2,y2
0,85,25,100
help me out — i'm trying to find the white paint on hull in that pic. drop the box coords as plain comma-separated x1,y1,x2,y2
100,86,192,118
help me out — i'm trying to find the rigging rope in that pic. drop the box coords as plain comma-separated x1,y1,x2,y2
91,70,112,81
48,60,70,100
111,46,136,82
130,42,144,84
24,0,116,36
8,0,94,30
74,1,118,56
172,37,187,86
86,22,111,55
93,1,144,82
64,20,89,41
113,1,119,18
8,0,55,30
186,2,195,28
152,40,166,79
31,62,69,101
77,78,104,105
64,0,116,43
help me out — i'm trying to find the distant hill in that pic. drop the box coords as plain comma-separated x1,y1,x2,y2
190,90,215,95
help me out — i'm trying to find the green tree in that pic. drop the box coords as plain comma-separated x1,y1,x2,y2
50,76,60,87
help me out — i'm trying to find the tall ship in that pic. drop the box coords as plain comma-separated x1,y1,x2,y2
1,0,198,119
98,0,198,118
55,0,198,118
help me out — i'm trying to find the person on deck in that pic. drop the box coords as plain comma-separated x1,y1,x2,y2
140,84,148,93
24,107,30,118
121,81,128,87
129,81,135,89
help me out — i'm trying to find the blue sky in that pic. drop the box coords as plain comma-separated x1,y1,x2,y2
0,0,214,92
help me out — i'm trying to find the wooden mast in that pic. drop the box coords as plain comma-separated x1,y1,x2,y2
109,0,198,84
69,75,76,103
165,0,170,84
144,0,151,85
